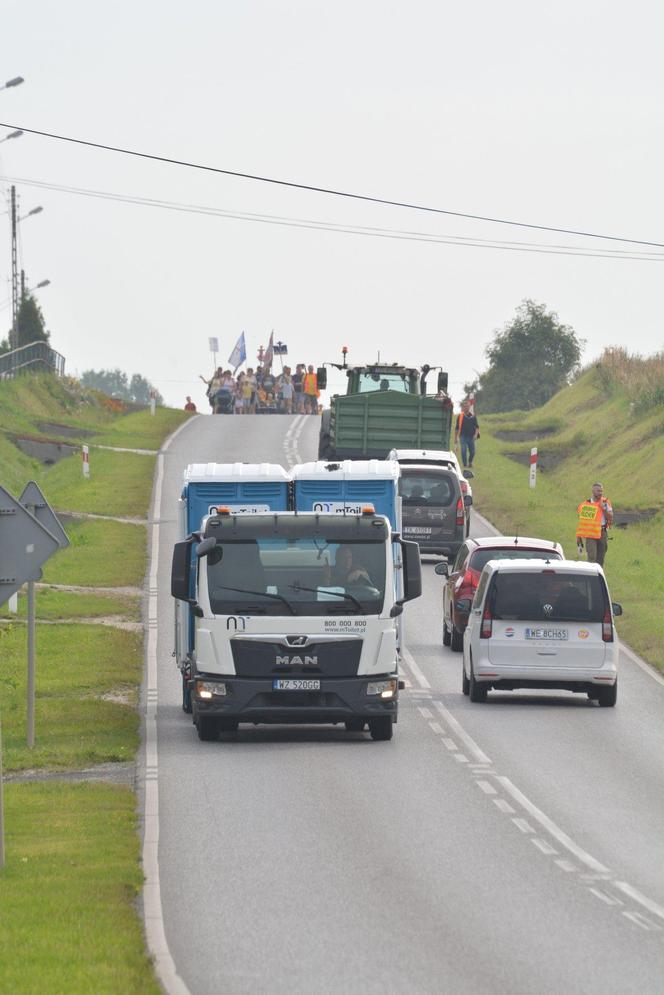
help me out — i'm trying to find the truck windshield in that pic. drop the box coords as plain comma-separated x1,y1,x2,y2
357,372,411,393
206,537,386,616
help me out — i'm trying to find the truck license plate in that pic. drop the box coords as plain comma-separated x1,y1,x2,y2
272,679,321,691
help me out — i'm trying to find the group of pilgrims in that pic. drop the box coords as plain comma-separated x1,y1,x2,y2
199,363,321,415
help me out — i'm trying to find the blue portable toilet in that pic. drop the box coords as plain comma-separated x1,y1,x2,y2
291,460,401,529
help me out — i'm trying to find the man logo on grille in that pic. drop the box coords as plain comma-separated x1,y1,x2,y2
276,655,318,667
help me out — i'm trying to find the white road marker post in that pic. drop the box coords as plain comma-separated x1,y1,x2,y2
82,444,90,478
529,447,538,489
7,593,17,613
149,389,157,417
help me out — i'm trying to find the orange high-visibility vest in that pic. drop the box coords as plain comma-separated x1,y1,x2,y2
303,373,318,396
576,501,605,540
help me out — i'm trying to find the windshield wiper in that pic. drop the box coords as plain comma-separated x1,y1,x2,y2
213,585,296,616
289,583,364,613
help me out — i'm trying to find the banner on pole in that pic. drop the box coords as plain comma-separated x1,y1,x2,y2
228,332,246,372
263,331,274,370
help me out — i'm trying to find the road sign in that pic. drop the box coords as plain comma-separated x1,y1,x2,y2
0,485,60,607
209,337,219,353
18,481,70,549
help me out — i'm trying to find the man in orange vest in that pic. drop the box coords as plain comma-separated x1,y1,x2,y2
303,365,319,414
576,482,614,566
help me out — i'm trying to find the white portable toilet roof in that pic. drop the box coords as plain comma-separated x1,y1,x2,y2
292,459,400,482
183,462,290,484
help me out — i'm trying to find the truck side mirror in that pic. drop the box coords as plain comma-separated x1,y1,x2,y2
171,538,194,602
196,537,217,558
401,539,423,601
437,371,449,393
317,367,327,390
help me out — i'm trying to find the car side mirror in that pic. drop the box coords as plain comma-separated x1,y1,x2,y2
464,495,473,507
612,602,623,617
316,367,327,390
434,562,449,577
456,598,472,613
462,469,474,480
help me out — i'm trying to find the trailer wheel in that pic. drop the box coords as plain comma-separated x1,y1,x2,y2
196,716,222,741
369,716,393,741
318,410,335,460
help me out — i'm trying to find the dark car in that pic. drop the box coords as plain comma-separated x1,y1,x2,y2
399,465,469,557
435,535,564,651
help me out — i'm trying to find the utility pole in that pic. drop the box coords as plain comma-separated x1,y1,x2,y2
10,185,18,351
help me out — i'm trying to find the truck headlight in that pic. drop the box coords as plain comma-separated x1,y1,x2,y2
366,679,397,698
195,680,227,699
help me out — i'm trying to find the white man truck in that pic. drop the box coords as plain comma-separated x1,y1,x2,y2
171,461,421,742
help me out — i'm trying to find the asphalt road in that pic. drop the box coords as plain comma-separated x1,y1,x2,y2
148,413,664,995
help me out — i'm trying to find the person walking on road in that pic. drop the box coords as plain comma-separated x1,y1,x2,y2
184,396,197,412
303,365,320,414
576,482,614,566
454,401,480,468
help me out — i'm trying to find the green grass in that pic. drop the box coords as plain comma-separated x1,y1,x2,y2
41,518,147,588
38,449,156,518
0,586,140,621
91,406,191,449
0,624,142,771
0,783,160,995
473,367,664,673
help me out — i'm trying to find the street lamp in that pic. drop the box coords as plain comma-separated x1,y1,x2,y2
0,129,23,143
22,206,43,219
0,77,24,91
34,279,50,290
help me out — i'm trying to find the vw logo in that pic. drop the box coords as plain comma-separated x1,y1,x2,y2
543,603,554,616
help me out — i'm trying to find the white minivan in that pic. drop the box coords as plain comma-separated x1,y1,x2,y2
461,560,621,706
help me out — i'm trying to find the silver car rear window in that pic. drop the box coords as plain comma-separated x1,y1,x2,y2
489,572,606,623
469,548,562,572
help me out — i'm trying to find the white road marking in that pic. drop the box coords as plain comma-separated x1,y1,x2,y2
418,707,433,720
433,700,491,764
454,753,469,763
442,738,458,751
428,721,444,735
532,837,558,856
622,911,661,932
493,798,516,815
613,881,664,924
513,817,535,834
497,775,609,875
475,780,497,796
620,643,664,688
555,859,576,873
401,647,431,690
142,417,194,995
589,888,622,907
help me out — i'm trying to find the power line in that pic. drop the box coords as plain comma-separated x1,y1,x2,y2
1,120,662,249
3,173,663,263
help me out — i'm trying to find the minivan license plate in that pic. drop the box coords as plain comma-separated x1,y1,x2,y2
525,628,568,641
272,679,321,691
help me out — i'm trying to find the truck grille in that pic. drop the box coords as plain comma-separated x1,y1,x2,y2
231,639,362,677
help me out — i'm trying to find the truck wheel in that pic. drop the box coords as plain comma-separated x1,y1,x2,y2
451,626,464,653
182,674,192,714
596,681,617,708
369,716,393,741
196,716,222,741
318,410,335,460
442,617,451,646
345,718,366,732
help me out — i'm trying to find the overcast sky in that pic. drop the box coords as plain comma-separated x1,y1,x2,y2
1,0,662,409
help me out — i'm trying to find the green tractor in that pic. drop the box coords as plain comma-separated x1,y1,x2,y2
316,349,453,460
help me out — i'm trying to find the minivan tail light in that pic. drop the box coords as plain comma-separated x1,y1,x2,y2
456,497,465,526
602,607,613,642
480,605,493,639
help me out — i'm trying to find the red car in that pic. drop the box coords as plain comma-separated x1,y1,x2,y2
435,536,564,651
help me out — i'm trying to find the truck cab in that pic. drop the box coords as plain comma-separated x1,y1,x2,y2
172,509,422,742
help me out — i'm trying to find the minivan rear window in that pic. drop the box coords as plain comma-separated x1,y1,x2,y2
489,572,606,623
399,471,456,507
469,548,562,572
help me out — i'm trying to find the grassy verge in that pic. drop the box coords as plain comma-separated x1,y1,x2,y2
0,784,160,995
0,586,140,621
472,366,664,673
0,374,189,993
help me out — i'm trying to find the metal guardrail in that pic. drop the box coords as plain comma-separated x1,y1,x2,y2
0,341,65,379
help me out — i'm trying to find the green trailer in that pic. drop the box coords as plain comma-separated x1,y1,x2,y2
316,356,453,460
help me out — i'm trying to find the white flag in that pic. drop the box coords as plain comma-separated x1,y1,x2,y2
228,332,246,373
263,330,274,370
